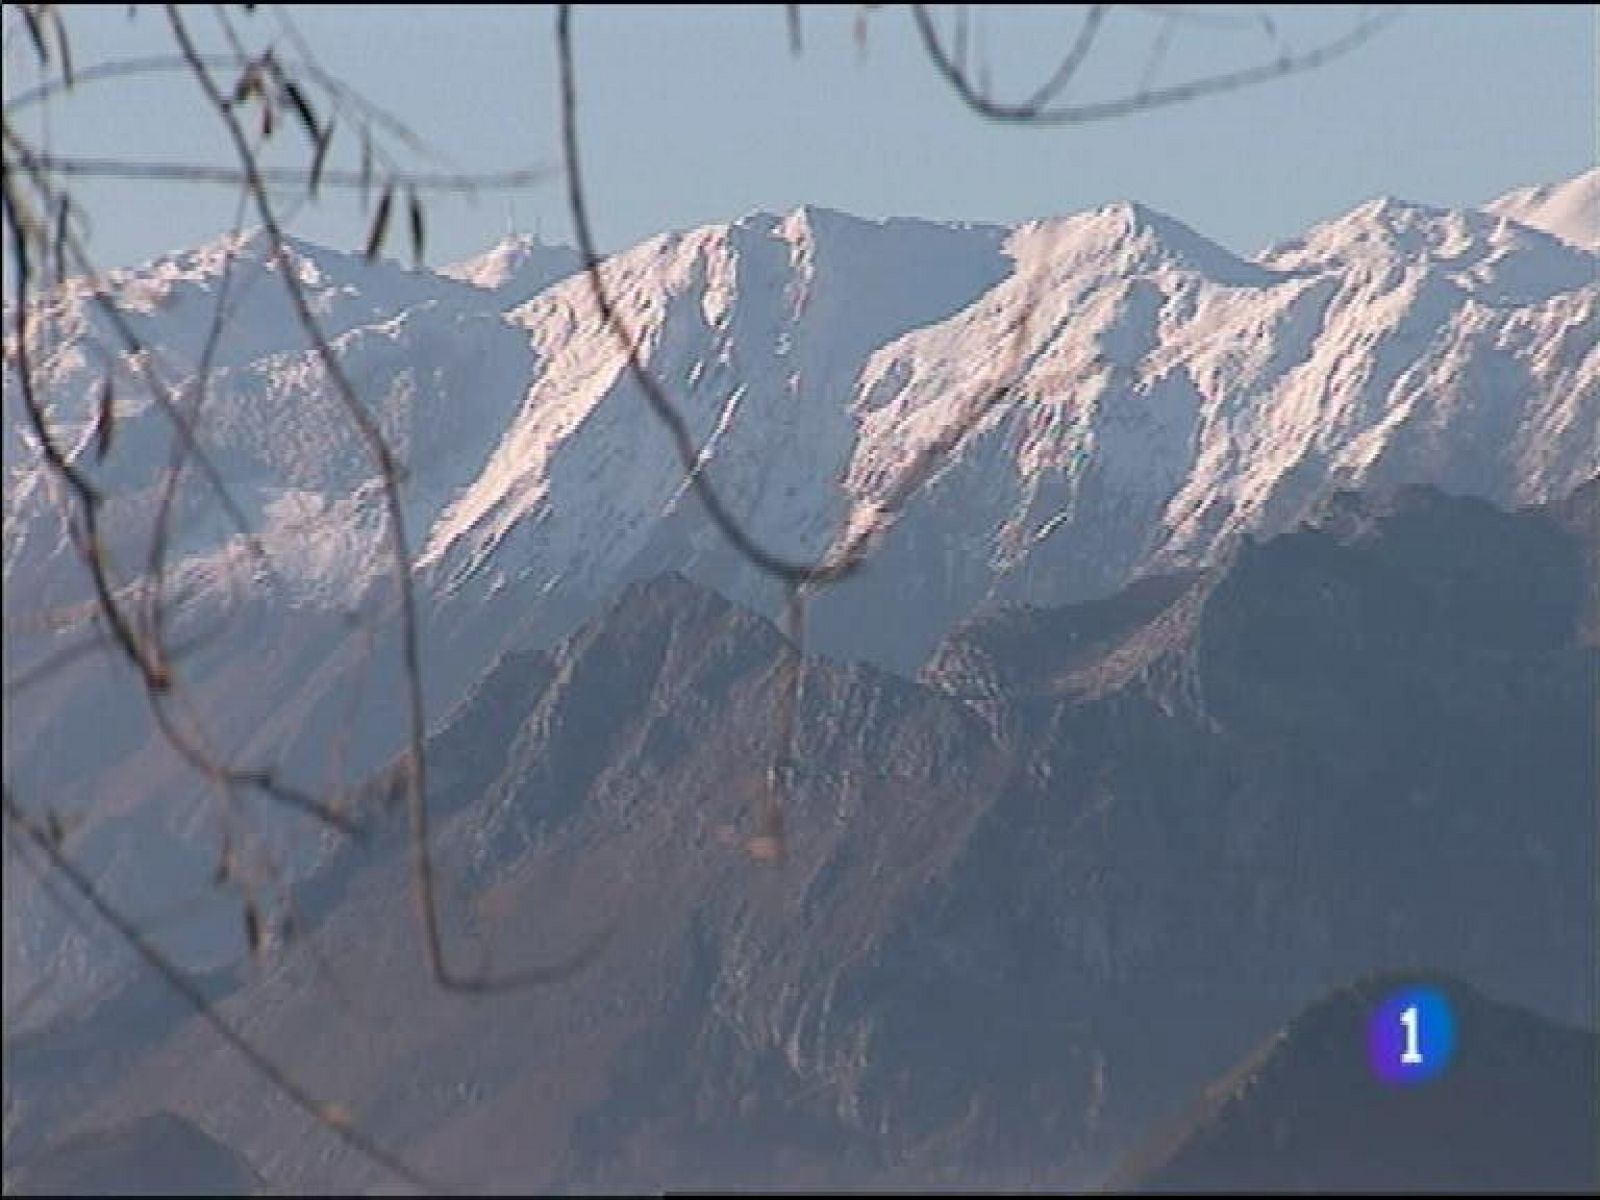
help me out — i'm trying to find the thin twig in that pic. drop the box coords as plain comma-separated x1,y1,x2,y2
5,116,357,836
911,4,1400,125
143,182,251,690
556,4,1043,859
168,4,609,993
0,788,437,1194
20,153,549,194
1020,4,1109,113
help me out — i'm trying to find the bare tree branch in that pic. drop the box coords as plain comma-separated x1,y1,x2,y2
17,153,549,194
5,92,360,838
1021,3,1110,112
166,3,612,994
0,787,436,1194
911,4,1401,125
556,4,1047,860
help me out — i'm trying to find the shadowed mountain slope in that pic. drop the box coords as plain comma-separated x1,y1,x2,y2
7,481,1594,1192
1109,972,1600,1193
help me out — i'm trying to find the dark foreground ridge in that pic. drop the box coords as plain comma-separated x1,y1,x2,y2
4,1111,261,1196
1109,971,1600,1193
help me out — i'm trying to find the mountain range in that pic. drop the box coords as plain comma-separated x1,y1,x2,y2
3,171,1597,1187
5,474,1595,1191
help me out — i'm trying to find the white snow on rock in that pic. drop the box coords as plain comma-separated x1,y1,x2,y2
4,177,1596,1020
1483,168,1599,252
439,232,583,305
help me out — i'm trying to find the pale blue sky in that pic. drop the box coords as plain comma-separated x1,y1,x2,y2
4,5,1594,271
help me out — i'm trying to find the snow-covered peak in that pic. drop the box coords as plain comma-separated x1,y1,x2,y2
7,181,1596,1019
1267,196,1460,262
99,225,461,308
424,206,1012,583
438,232,581,304
1010,201,1270,288
1483,169,1599,252
1258,192,1595,305
10,183,1596,640
1264,194,1584,264
759,203,996,243
10,226,476,388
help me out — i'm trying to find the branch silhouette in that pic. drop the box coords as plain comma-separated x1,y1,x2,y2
165,2,614,994
911,3,1401,124
1,788,437,1194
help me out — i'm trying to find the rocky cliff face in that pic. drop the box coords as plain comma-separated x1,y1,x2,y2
8,180,1595,1028
11,479,1592,1192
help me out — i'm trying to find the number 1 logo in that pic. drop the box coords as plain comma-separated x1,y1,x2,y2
1399,1004,1423,1064
1369,987,1454,1084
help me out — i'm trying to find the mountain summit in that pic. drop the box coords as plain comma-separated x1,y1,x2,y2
439,232,583,303
4,178,1596,1028
1484,167,1599,251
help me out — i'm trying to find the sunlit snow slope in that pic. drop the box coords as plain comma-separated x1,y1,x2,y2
3,176,1595,1019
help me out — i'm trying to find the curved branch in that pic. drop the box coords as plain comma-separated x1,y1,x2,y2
5,162,358,836
557,4,1051,861
6,46,454,167
20,153,549,194
911,4,1401,125
557,5,859,588
1020,3,1109,113
167,4,608,994
5,52,245,113
4,122,272,571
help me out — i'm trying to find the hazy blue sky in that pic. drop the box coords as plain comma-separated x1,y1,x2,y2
5,5,1594,271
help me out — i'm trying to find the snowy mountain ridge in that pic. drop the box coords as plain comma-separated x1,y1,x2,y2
2,174,1594,1019
9,177,1593,634
1482,167,1598,252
